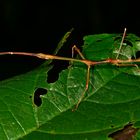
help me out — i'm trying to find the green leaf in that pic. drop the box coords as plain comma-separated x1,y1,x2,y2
1,33,140,140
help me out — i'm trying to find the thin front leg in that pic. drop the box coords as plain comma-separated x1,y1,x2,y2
72,45,85,59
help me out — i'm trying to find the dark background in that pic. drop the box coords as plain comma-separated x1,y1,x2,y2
0,0,140,81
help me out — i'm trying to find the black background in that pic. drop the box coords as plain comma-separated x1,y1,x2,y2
0,0,140,81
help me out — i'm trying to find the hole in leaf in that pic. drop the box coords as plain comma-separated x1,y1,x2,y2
34,88,47,107
114,36,133,47
47,60,69,83
123,40,133,47
132,51,140,59
108,124,139,140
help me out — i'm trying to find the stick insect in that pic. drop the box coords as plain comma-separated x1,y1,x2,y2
0,28,140,110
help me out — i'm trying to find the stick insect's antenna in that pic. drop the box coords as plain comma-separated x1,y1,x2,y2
116,28,127,59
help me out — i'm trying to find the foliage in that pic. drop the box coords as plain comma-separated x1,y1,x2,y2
0,33,140,140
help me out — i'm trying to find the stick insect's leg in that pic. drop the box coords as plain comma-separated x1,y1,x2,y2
72,45,85,59
71,45,91,111
72,65,91,111
115,63,139,69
